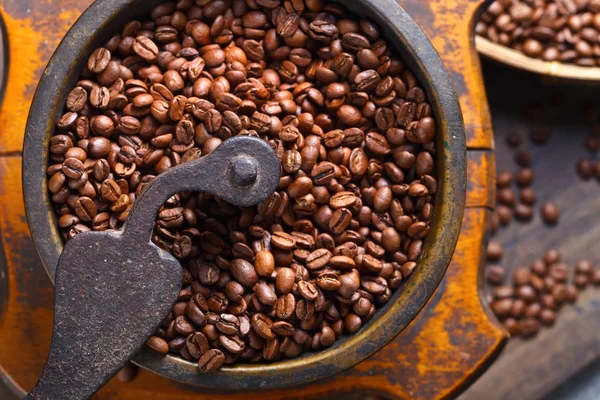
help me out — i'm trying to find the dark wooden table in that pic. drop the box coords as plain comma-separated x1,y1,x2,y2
461,60,600,400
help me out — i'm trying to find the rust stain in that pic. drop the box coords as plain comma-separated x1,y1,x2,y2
0,9,38,153
0,3,90,154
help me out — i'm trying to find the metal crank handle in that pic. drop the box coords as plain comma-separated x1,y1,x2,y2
123,135,281,240
24,136,279,400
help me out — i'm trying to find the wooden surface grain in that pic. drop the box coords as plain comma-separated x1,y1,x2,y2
461,61,600,400
0,0,504,399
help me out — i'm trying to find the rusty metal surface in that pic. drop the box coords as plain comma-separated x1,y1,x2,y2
25,136,280,399
22,0,466,392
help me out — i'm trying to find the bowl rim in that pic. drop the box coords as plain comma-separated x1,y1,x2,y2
476,35,600,81
23,0,466,390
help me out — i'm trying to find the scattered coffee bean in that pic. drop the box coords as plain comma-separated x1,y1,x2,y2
585,136,599,152
520,188,536,205
529,128,551,145
516,168,534,186
514,203,533,221
515,150,531,167
487,265,506,285
497,171,513,187
506,133,521,148
496,205,512,226
487,241,503,261
541,202,560,225
577,158,593,179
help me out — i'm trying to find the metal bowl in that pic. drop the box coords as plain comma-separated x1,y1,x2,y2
23,0,466,391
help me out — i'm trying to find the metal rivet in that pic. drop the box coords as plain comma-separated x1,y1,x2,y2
230,156,258,187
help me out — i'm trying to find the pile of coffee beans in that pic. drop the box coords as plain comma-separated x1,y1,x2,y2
486,245,600,337
47,0,438,371
477,0,600,67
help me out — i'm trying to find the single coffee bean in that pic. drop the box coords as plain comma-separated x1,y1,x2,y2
74,196,97,222
541,201,560,224
539,309,556,326
496,171,513,188
516,168,534,186
271,231,297,251
497,188,516,207
255,250,275,277
197,349,225,372
520,187,537,205
515,150,531,167
575,260,594,275
486,265,505,285
147,336,169,354
487,241,503,261
574,273,590,289
229,259,258,288
514,203,533,221
513,267,530,286
577,158,593,179
251,313,275,340
88,48,112,73
491,298,513,318
549,263,569,282
62,158,85,180
519,318,539,337
544,249,561,265
566,284,579,302
276,268,296,295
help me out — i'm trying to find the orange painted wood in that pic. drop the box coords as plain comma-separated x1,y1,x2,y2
466,150,496,208
0,0,506,399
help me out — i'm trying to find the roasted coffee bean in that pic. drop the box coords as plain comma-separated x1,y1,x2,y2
496,171,512,188
255,250,274,277
491,298,513,318
519,318,539,337
276,293,296,320
513,267,530,286
50,1,438,370
88,48,112,73
147,336,169,354
306,248,332,270
197,349,225,372
520,187,537,205
487,241,503,261
251,313,275,340
230,259,259,288
577,158,593,179
486,265,505,285
74,197,97,222
516,168,534,186
541,201,560,225
514,203,533,221
276,268,296,295
544,249,561,265
514,150,530,168
549,263,569,282
298,280,319,300
575,260,594,276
